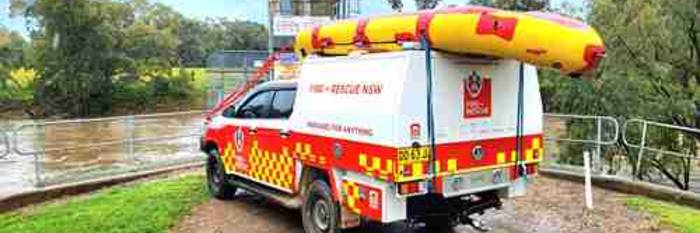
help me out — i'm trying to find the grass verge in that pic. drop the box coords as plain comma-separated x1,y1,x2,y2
626,197,700,233
0,175,208,233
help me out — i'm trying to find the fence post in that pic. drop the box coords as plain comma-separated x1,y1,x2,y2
584,151,593,209
0,128,8,159
126,115,135,161
635,122,648,179
595,117,603,173
218,71,225,104
36,123,45,186
34,154,43,186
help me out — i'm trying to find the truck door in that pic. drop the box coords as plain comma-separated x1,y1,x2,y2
237,88,297,193
229,90,274,180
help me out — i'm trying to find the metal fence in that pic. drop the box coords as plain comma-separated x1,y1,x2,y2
544,114,700,193
207,50,269,109
622,119,700,192
8,111,205,187
542,113,620,174
0,127,9,159
2,111,698,193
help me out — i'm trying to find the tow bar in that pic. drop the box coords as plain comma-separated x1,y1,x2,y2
457,193,502,232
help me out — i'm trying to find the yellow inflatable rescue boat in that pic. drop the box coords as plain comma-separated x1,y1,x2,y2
294,6,605,75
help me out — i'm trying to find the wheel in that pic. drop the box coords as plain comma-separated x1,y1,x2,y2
302,180,340,233
206,150,237,199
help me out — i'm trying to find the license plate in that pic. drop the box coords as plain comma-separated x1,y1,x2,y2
443,168,508,197
397,147,430,164
466,170,496,187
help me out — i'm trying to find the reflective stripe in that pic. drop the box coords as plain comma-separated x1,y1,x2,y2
497,152,506,164
447,159,457,173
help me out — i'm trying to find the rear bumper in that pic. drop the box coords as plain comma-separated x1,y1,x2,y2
406,189,503,222
338,167,537,225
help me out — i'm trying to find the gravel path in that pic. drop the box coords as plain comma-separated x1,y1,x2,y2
170,176,673,233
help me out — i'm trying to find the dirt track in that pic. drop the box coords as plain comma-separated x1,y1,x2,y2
170,176,673,233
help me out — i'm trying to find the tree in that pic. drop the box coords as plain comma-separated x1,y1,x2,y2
415,0,441,10
122,2,183,75
387,0,403,12
177,18,268,67
468,0,494,7
468,0,549,11
0,26,30,102
542,0,700,190
8,0,271,116
10,0,132,116
386,0,441,11
588,0,699,190
0,26,27,75
177,19,208,67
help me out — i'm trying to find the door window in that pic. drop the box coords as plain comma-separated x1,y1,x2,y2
222,105,237,118
236,91,274,119
270,89,296,119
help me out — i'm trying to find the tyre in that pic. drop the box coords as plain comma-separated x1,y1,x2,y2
302,180,340,233
206,150,237,199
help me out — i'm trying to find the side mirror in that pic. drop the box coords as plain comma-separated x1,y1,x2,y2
222,106,237,118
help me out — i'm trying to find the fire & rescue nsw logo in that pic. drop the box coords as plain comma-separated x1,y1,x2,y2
463,71,492,119
235,127,244,153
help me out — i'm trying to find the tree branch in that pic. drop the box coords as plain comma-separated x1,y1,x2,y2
615,36,672,98
650,158,687,190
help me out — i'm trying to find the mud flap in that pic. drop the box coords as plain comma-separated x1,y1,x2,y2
340,206,361,229
508,176,527,198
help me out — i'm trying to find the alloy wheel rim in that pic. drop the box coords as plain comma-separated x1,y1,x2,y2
312,199,330,231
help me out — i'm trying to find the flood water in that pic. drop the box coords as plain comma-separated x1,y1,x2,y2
0,112,205,198
1,113,698,198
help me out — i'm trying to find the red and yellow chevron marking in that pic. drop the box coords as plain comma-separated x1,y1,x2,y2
221,142,236,173
341,180,382,221
295,143,328,166
433,135,543,177
213,125,543,192
434,159,459,175
249,141,295,190
396,162,428,182
358,154,394,180
504,137,544,164
525,138,544,162
341,181,362,214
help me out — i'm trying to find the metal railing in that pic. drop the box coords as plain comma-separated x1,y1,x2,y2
4,111,696,192
544,115,699,192
622,119,700,178
543,113,620,173
0,128,9,159
544,113,620,145
12,111,204,155
10,111,206,186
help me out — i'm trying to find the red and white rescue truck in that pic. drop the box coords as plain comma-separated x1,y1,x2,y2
202,5,606,232
201,50,545,232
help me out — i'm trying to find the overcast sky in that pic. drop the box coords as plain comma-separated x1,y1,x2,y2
1,0,581,38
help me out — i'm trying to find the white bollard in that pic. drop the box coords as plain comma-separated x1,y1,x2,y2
584,151,593,210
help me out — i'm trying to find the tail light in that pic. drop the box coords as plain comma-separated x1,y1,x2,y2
398,181,427,196
526,163,538,175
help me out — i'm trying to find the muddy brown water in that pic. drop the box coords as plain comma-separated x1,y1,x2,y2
0,113,204,197
1,114,698,197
